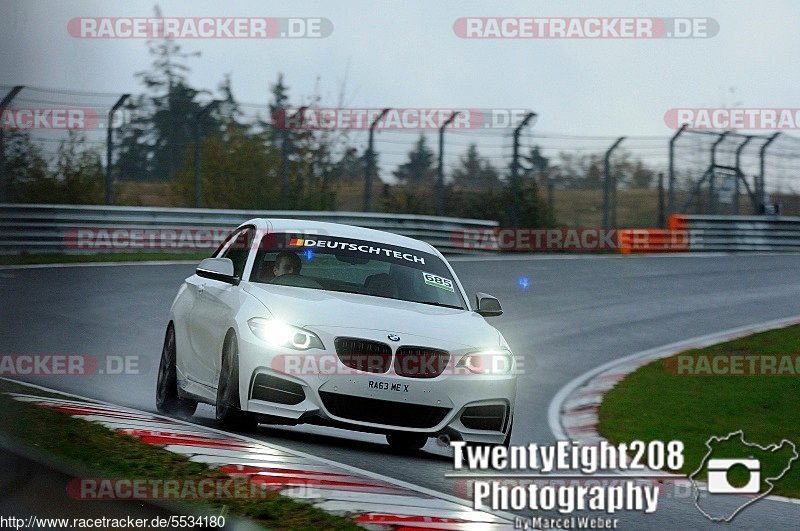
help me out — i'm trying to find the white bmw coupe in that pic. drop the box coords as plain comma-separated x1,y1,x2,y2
157,218,516,450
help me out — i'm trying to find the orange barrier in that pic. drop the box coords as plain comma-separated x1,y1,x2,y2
668,214,688,231
618,229,689,254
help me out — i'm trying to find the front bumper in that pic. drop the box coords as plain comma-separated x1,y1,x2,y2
237,327,517,444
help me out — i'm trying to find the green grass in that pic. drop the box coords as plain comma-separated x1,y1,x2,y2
0,380,359,530
598,325,800,497
0,252,209,266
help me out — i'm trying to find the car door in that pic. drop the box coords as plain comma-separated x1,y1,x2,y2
187,227,253,389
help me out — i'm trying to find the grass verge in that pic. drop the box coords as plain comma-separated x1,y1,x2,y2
598,325,800,498
0,379,359,530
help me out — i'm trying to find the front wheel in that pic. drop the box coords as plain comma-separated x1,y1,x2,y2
156,324,197,417
216,333,258,431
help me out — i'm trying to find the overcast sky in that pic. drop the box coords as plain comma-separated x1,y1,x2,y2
2,0,798,137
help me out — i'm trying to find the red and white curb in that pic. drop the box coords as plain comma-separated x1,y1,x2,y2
6,382,515,530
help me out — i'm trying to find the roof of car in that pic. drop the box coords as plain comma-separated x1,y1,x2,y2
239,218,439,255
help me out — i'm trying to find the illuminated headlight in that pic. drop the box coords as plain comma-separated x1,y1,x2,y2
457,349,513,374
247,318,324,350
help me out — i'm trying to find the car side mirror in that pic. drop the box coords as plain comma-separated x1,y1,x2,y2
196,257,240,286
475,292,503,317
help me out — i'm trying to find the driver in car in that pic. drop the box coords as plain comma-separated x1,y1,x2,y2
272,250,302,278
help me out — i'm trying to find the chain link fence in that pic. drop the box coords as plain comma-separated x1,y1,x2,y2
4,84,800,228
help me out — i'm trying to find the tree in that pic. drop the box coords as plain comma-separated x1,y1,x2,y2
264,74,335,210
54,131,104,203
555,152,603,190
174,122,281,209
8,131,103,204
5,130,51,201
451,144,500,190
523,145,551,183
524,146,549,173
506,180,554,227
329,147,363,181
614,152,655,189
116,7,211,181
268,73,290,144
393,134,435,185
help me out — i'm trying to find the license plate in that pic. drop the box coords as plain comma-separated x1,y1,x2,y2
368,380,409,393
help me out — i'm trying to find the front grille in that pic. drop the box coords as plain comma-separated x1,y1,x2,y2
319,391,450,428
250,374,305,405
394,346,450,378
460,404,507,431
334,337,392,373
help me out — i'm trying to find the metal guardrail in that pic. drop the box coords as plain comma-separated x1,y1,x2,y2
670,214,800,252
0,203,499,255
7,206,794,256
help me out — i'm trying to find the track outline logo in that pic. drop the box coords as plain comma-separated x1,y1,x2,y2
689,430,798,522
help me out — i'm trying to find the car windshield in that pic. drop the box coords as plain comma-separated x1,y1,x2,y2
249,232,467,310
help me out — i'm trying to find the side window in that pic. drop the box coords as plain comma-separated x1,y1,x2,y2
218,228,254,278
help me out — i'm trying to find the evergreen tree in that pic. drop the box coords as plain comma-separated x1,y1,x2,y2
393,134,435,185
116,8,210,181
451,144,500,190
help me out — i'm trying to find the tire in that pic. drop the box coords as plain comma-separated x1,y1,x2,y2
156,324,198,417
216,333,258,431
386,432,428,452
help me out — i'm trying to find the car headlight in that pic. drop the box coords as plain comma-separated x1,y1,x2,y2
247,318,324,350
457,349,513,374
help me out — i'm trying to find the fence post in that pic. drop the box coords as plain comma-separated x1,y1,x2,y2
667,124,687,216
436,111,460,216
510,112,536,226
707,131,730,215
758,132,780,213
602,136,624,229
280,106,306,207
194,100,220,208
0,86,25,203
363,109,390,212
733,136,752,215
105,94,130,205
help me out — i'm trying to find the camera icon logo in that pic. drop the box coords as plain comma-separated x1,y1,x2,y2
707,458,761,494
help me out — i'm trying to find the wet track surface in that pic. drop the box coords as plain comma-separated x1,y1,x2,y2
2,254,800,529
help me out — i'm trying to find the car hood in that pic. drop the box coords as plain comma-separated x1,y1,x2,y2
244,283,501,349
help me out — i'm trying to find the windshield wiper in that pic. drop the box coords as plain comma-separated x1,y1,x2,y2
417,301,464,310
